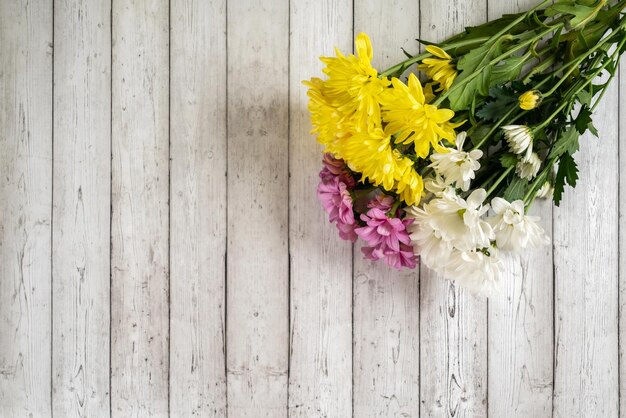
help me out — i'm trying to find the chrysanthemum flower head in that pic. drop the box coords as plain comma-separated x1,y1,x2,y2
429,131,483,191
516,152,541,179
418,45,458,92
487,198,550,251
518,90,542,110
319,32,390,130
502,125,533,156
380,73,461,158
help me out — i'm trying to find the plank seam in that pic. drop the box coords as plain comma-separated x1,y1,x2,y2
351,1,355,415
167,0,172,415
50,0,55,415
224,0,230,413
618,62,622,418
287,0,292,414
109,1,114,416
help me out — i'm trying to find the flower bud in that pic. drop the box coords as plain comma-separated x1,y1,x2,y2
516,152,541,180
502,125,533,155
518,90,542,110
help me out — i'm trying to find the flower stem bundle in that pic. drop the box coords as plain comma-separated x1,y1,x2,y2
306,0,626,295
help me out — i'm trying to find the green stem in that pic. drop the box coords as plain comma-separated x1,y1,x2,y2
472,106,517,150
434,25,562,106
486,166,514,197
379,37,490,78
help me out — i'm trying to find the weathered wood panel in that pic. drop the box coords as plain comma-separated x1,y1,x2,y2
418,1,489,417
288,0,353,416
169,0,228,416
111,1,170,416
52,0,111,416
553,66,619,417
226,0,289,416
352,1,421,416
613,62,626,418
0,1,53,416
486,1,554,416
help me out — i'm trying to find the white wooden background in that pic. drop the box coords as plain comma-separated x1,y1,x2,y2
0,0,622,417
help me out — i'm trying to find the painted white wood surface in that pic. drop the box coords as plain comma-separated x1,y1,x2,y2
418,1,489,417
553,48,620,417
111,1,170,416
226,0,289,416
615,58,626,418
486,1,554,417
288,0,353,416
0,0,623,417
169,0,227,416
352,1,421,416
52,0,111,417
0,1,53,417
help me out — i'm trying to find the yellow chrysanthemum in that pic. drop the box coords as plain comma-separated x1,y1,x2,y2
303,77,352,153
518,90,542,110
418,45,458,92
320,32,390,130
394,160,424,206
341,127,424,204
380,73,461,158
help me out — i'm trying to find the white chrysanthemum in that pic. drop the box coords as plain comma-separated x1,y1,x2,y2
445,246,503,296
422,175,450,200
502,125,533,156
487,197,550,251
429,132,483,191
535,181,554,199
405,206,456,272
408,188,494,253
516,152,541,179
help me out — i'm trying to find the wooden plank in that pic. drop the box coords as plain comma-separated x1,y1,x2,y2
621,59,626,418
169,0,227,415
111,1,170,416
418,1,489,416
486,1,554,416
553,68,619,416
352,1,421,416
0,0,53,416
287,0,353,416
226,0,289,416
51,0,111,416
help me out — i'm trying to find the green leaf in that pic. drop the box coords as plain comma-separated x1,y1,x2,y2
553,152,579,206
546,0,603,29
467,124,493,147
500,153,518,168
447,40,506,110
548,126,580,159
476,86,516,121
576,89,592,107
574,106,593,134
503,176,528,201
489,54,528,87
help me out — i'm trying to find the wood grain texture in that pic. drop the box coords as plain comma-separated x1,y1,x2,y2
0,1,53,416
52,0,111,416
111,1,170,416
352,1,421,416
485,1,554,416
418,1,489,417
288,0,353,416
613,62,626,418
169,0,227,416
553,70,619,417
226,0,289,416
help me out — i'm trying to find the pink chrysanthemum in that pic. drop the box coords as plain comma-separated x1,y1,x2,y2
317,175,357,243
355,202,417,269
320,153,356,189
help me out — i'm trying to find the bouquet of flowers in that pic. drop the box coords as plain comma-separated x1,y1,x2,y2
305,0,626,294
